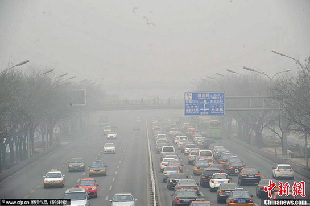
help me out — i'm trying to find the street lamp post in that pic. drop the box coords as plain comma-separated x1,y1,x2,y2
0,60,30,75
243,66,290,160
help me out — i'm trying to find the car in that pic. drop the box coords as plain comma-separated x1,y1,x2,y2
76,178,99,198
156,142,169,154
188,152,198,165
110,193,137,206
88,161,107,176
104,142,116,154
209,173,230,192
107,132,117,139
161,158,177,171
64,188,90,206
43,169,65,188
189,201,211,206
256,179,276,198
68,158,85,172
174,136,188,144
272,164,294,179
175,179,199,194
156,133,167,140
219,152,233,166
167,160,184,173
199,167,221,188
184,144,197,154
172,189,204,206
208,164,225,173
198,150,213,160
179,141,192,152
163,166,180,182
271,192,296,200
103,125,112,135
160,146,176,160
213,146,226,159
193,159,213,175
216,183,238,203
226,161,245,175
166,173,190,190
238,168,261,185
226,190,254,206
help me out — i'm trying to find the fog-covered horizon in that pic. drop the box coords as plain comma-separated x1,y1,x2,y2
1,0,310,99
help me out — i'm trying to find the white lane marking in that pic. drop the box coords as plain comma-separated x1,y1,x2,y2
109,186,112,190
82,173,85,176
112,178,115,181
97,153,100,156
105,196,109,201
115,171,118,175
117,165,119,168
119,161,121,163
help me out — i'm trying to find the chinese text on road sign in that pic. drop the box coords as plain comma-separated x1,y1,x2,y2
184,92,224,115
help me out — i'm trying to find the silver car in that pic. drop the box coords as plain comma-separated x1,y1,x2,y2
110,193,136,206
163,166,180,182
64,188,90,206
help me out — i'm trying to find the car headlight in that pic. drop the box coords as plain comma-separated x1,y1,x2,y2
92,187,96,190
69,164,73,167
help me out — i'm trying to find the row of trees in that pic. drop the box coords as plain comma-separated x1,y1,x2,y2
194,54,310,169
0,65,104,171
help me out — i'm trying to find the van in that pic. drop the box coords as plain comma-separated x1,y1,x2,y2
198,149,213,159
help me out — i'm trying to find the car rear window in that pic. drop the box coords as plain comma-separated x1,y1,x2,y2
203,169,221,175
165,166,179,171
200,151,212,156
278,165,291,169
220,183,237,190
243,169,258,174
176,191,197,197
163,147,174,152
213,174,229,179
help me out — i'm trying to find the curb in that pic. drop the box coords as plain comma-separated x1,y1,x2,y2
0,144,60,182
229,137,310,179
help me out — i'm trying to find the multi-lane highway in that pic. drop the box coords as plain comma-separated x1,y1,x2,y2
0,109,309,206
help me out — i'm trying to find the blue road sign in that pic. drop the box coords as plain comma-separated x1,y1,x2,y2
184,92,224,115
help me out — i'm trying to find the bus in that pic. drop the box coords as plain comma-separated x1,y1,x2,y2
207,120,222,139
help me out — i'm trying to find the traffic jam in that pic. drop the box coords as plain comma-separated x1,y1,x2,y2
149,117,307,206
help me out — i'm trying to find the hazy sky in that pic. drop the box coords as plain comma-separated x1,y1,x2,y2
1,0,310,99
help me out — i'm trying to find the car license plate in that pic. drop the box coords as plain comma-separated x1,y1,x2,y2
239,199,246,203
235,169,239,173
218,181,223,183
226,192,230,195
248,175,254,177
183,200,191,202
96,171,99,174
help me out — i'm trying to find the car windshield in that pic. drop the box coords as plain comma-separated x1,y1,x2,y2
80,180,95,186
200,151,212,156
163,158,175,162
243,169,258,174
220,183,237,190
163,147,174,152
64,192,86,200
71,159,83,163
176,191,197,197
46,173,61,178
113,195,133,202
231,191,251,198
186,144,196,148
213,174,228,179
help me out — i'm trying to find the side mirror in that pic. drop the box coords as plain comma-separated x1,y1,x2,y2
76,184,79,187
97,183,99,186
43,176,46,178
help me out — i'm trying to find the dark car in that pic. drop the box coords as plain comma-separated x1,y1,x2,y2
226,191,254,206
226,161,245,175
216,183,238,203
172,189,204,206
210,164,225,173
156,142,169,154
199,167,221,187
238,168,261,185
167,173,190,190
256,179,276,198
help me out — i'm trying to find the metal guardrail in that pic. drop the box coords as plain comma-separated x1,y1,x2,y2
147,127,160,206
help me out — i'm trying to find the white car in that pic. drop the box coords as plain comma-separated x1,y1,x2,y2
64,188,90,206
272,164,294,179
160,157,177,171
110,193,136,206
104,143,116,154
43,169,65,188
107,132,117,139
209,173,230,192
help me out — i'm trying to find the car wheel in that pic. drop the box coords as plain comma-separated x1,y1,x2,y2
209,187,213,192
43,185,46,189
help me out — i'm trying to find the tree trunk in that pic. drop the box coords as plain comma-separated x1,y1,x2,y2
22,135,27,160
305,133,308,170
2,144,7,169
9,140,15,164
255,129,264,149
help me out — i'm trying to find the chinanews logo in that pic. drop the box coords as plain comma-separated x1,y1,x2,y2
261,180,309,206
